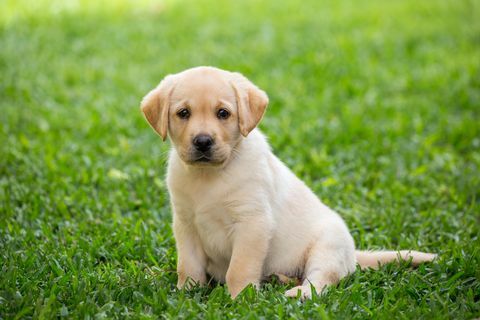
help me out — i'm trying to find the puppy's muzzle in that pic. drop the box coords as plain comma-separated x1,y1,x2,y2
192,134,214,162
193,134,214,152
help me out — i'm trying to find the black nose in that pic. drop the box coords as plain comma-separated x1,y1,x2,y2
193,134,214,152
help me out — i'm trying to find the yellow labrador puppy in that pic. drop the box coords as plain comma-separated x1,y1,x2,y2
140,66,436,299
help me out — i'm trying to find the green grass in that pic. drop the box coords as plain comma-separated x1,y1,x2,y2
1,0,479,318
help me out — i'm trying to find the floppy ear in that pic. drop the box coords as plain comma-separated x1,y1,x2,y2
230,72,269,137
140,75,177,141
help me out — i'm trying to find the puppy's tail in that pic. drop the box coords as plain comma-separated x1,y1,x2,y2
355,250,437,270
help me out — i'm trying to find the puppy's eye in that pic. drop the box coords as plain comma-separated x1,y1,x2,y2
217,108,230,120
177,108,190,119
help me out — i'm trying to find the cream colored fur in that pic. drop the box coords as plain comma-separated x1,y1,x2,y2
140,66,436,299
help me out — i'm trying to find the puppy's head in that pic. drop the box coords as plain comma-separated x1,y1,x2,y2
140,66,268,167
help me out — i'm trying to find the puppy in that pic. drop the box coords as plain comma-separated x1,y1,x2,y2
140,66,436,299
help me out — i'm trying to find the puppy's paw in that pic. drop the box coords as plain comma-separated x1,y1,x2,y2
177,275,205,290
228,281,260,299
284,285,313,299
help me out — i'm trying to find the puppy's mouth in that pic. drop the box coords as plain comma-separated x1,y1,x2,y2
186,150,227,166
193,154,212,162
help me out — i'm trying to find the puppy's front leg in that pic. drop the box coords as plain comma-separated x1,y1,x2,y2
173,209,207,289
226,218,271,298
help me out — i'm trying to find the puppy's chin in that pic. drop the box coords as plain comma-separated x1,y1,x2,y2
186,159,225,168
179,150,231,168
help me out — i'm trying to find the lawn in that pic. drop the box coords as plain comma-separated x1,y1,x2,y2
1,0,479,318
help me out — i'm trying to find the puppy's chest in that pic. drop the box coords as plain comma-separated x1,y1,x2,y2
174,180,236,260
194,205,234,260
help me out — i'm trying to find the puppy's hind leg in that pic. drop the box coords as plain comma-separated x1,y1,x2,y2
285,239,356,299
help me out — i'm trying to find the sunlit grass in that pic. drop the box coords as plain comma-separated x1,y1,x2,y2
0,0,167,26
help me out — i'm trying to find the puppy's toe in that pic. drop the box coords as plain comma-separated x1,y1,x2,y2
284,285,312,299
